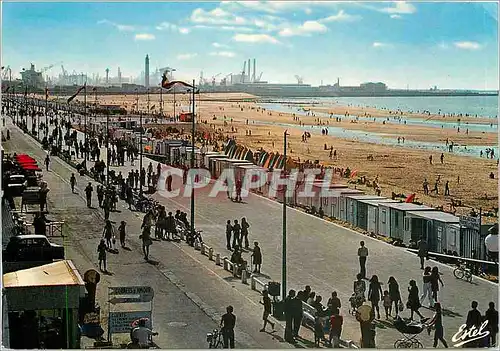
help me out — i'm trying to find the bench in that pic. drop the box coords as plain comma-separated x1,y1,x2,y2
21,191,47,212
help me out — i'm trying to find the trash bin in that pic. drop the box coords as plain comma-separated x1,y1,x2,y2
272,300,285,320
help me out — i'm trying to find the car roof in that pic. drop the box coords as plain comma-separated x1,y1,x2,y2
12,235,48,240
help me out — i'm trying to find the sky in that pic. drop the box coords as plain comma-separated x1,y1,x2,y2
1,1,499,90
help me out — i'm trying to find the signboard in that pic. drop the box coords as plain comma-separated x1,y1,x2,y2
108,311,152,334
83,312,100,324
109,296,153,304
109,286,154,297
460,216,480,231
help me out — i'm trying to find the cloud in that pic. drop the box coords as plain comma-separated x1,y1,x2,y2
380,1,416,14
212,42,229,48
190,7,246,25
193,24,254,32
156,22,190,34
221,1,339,14
372,42,392,48
98,19,136,31
233,33,280,44
454,41,482,50
177,53,198,60
319,10,361,22
279,20,327,37
209,51,236,57
134,33,155,41
390,14,402,19
304,8,312,15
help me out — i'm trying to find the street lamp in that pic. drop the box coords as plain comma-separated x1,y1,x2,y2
282,129,290,301
190,79,196,237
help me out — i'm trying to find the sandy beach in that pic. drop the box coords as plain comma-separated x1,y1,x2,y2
54,92,498,221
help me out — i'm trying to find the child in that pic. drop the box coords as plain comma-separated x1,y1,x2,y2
314,316,326,347
118,221,127,247
383,290,392,319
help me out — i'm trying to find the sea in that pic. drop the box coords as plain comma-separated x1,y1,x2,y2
257,95,499,158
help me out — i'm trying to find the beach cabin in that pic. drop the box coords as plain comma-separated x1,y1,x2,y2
295,181,349,212
343,195,387,227
377,202,433,240
201,151,221,167
331,189,364,220
208,157,229,178
215,159,253,178
357,199,399,233
404,211,460,252
234,164,268,192
184,148,204,167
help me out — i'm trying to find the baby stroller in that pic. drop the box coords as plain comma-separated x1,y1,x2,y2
393,316,427,348
348,293,365,315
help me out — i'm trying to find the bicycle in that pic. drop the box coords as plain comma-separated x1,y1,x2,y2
453,261,473,283
206,329,224,349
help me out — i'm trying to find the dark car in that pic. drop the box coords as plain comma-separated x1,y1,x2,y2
4,234,65,262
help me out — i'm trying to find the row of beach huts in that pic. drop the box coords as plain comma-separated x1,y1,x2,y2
105,126,490,262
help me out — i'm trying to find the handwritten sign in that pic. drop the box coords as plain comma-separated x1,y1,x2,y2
452,321,489,347
108,311,152,334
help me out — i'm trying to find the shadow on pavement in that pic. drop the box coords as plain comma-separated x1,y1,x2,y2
122,246,132,251
147,259,159,266
442,308,462,318
102,270,114,276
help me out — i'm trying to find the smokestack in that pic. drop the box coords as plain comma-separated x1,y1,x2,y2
248,59,251,82
253,59,256,83
145,54,150,88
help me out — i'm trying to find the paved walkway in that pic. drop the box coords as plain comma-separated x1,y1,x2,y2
3,119,293,349
14,114,498,348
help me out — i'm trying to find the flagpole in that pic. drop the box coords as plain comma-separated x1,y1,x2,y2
160,86,163,118
84,82,87,160
173,88,176,121
43,87,47,139
190,79,195,237
147,88,150,118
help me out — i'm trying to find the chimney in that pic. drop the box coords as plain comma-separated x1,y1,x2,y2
248,59,251,82
145,54,150,88
253,59,256,83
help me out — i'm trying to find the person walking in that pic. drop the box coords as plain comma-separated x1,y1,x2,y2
292,291,304,339
220,305,236,349
420,266,433,307
444,181,450,196
232,219,241,249
103,220,113,248
70,173,77,193
118,220,127,248
465,301,482,347
259,290,275,332
251,241,262,273
428,302,448,348
358,241,368,279
407,280,424,320
327,291,341,315
485,301,498,347
430,267,444,307
241,217,250,249
97,239,107,272
141,225,152,260
417,236,428,269
368,275,382,319
225,220,233,250
283,290,296,343
85,182,93,208
329,311,343,347
44,154,50,171
388,276,401,317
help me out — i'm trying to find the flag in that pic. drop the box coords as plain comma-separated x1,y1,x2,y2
161,73,194,90
45,87,49,100
405,193,416,203
67,84,86,103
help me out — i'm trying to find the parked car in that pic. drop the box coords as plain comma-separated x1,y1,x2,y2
3,234,65,262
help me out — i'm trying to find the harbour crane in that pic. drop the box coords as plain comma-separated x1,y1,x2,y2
295,75,304,85
240,61,246,83
211,73,222,86
255,72,263,82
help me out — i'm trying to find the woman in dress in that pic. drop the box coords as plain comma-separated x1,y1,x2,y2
141,225,152,260
102,220,113,248
420,266,433,307
251,241,262,273
407,279,425,320
388,276,401,317
430,266,444,307
368,275,383,319
428,302,448,348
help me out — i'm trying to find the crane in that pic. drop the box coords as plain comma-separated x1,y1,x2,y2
295,75,304,85
211,73,222,86
40,61,62,74
256,72,263,82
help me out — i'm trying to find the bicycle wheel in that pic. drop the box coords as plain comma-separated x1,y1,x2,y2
453,267,464,280
466,272,473,283
395,340,410,348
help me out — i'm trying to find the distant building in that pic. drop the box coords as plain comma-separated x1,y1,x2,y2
21,64,44,89
360,82,387,92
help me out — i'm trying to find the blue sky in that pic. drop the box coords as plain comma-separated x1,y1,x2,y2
2,1,498,89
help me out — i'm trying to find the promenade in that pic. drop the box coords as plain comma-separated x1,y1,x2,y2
8,113,498,348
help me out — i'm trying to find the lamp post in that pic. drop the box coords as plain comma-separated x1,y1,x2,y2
190,79,196,236
139,111,143,196
84,83,88,160
147,88,150,118
282,130,289,301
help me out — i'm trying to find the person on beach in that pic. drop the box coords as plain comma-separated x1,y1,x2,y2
444,181,450,196
440,153,444,164
429,155,433,165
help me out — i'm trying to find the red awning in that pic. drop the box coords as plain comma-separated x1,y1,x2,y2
21,165,42,171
